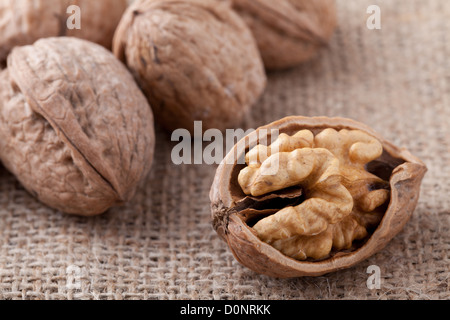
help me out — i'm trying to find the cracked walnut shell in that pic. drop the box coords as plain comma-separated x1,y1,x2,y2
227,0,337,70
0,37,155,216
113,0,267,133
210,116,427,277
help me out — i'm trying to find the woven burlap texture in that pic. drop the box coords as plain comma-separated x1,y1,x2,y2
0,0,449,300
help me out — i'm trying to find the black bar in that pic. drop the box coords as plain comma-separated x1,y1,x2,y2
0,300,445,319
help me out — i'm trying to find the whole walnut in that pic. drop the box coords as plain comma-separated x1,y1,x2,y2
0,37,155,216
113,0,267,133
210,116,427,277
228,0,338,70
0,0,128,65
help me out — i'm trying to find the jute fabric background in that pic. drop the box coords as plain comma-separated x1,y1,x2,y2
0,0,448,299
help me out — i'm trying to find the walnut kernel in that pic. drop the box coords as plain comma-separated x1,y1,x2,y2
238,128,389,261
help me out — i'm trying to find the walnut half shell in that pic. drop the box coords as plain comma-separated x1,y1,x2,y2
210,117,427,277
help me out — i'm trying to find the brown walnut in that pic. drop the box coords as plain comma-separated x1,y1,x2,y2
227,0,337,70
113,0,267,133
0,0,128,66
0,37,155,216
210,116,427,277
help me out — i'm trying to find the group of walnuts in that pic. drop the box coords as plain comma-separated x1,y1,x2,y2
0,0,337,215
0,0,427,278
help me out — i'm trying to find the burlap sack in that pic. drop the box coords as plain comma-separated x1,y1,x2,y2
0,0,448,299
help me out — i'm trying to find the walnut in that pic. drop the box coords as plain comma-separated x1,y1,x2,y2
210,116,427,277
113,0,267,133
0,0,128,65
227,0,338,70
0,37,155,216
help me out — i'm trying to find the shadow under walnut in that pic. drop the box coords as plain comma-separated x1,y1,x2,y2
210,116,427,278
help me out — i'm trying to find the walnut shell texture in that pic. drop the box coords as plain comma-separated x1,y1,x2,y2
0,0,128,64
229,0,338,70
0,37,155,216
210,116,427,278
113,0,267,133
